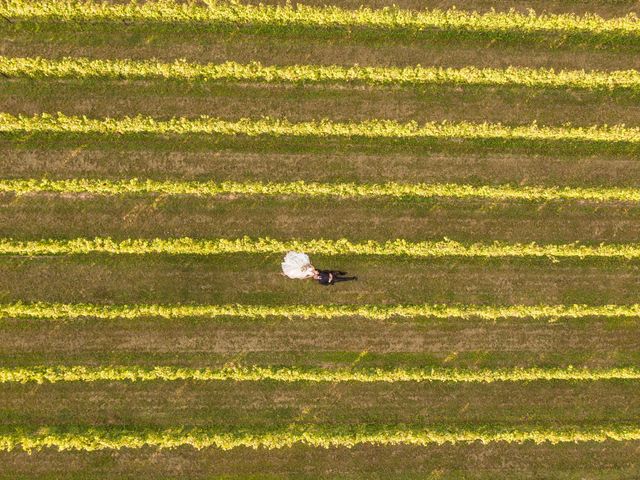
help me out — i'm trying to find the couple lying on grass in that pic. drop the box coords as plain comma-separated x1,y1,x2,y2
281,251,356,285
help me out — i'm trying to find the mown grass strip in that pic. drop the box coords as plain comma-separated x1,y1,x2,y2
2,365,639,384
3,113,640,145
2,178,638,203
1,236,640,259
4,56,640,93
3,0,640,44
2,301,639,321
1,424,639,452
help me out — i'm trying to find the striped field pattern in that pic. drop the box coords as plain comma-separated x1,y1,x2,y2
2,0,640,473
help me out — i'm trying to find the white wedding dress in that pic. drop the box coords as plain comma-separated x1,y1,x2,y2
281,251,315,279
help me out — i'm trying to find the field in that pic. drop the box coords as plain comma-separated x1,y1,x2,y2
1,0,640,478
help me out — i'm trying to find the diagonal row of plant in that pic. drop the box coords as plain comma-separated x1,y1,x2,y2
2,236,640,259
3,113,640,146
3,178,638,203
2,424,640,452
4,56,640,93
2,365,639,385
4,0,640,45
2,301,640,322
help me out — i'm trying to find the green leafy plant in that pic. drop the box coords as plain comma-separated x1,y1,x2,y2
3,113,640,147
3,0,640,46
1,424,639,452
1,236,640,258
2,301,639,321
2,364,638,384
3,56,640,93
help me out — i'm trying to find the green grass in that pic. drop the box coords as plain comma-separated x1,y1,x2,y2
2,380,639,432
6,350,640,372
10,194,640,246
2,253,637,306
2,148,637,187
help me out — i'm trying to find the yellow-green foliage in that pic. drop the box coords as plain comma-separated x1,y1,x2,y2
1,365,639,384
1,424,639,452
0,236,640,258
3,0,640,42
1,178,638,203
2,113,640,145
3,56,640,92
2,301,640,321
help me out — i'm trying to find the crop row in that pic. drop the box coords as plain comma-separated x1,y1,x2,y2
3,0,640,44
3,178,638,203
3,113,640,145
2,365,639,385
2,424,640,452
4,56,640,93
3,301,639,321
1,236,640,259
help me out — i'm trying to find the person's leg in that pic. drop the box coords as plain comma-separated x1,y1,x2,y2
332,276,357,283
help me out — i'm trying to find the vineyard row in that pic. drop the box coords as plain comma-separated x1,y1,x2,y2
1,236,640,259
2,301,639,321
2,424,640,452
3,113,640,145
2,365,639,384
3,0,640,43
3,56,640,93
2,178,638,203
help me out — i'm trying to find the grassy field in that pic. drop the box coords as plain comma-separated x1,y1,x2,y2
1,0,640,478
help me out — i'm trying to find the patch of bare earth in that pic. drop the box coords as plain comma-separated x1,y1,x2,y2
1,443,639,479
3,34,640,70
2,150,639,187
1,381,639,427
2,196,640,243
4,81,640,127
1,317,638,368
